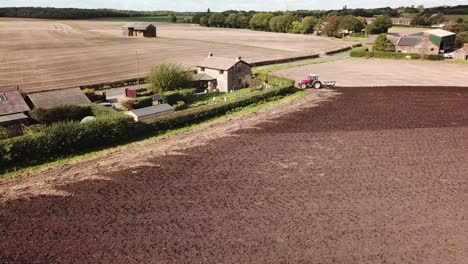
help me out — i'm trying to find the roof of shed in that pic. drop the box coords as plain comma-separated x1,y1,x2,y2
27,87,91,109
0,90,30,116
425,29,455,37
129,104,174,117
123,23,156,30
0,113,28,123
197,57,251,71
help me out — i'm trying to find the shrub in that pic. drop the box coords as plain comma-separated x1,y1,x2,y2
147,63,194,93
22,124,46,135
162,88,196,105
174,101,187,111
29,105,93,125
373,33,395,52
369,51,421,60
0,127,9,140
136,89,154,97
423,54,444,60
134,96,153,109
350,47,368,57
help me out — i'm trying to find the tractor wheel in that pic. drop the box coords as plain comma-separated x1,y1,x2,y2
313,82,322,89
301,84,307,89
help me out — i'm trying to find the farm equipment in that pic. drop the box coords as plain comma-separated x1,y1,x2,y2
299,74,336,89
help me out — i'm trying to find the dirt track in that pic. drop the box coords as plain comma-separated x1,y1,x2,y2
1,86,467,263
0,19,354,92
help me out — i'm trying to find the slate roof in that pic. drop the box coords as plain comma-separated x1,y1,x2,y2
123,23,156,30
129,104,174,118
0,113,28,123
193,73,217,81
397,36,424,46
0,90,30,116
27,87,91,109
197,57,251,71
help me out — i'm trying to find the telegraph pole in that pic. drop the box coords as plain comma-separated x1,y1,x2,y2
136,50,141,90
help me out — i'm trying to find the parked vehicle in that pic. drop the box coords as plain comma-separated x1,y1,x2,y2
98,102,115,108
443,53,454,59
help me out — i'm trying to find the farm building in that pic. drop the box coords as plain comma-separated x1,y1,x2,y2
125,104,174,122
26,87,91,109
453,44,468,60
0,90,31,135
411,29,456,53
196,53,252,93
122,23,157,38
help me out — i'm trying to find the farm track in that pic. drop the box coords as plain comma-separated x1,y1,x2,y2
0,87,467,263
0,19,355,92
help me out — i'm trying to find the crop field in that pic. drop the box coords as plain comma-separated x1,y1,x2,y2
1,86,467,263
273,58,468,87
0,18,354,92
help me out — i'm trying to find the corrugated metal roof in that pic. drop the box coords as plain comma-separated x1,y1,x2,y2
197,56,251,71
0,112,28,123
123,23,156,30
425,29,455,37
129,104,174,117
27,87,91,109
397,36,423,46
0,90,30,116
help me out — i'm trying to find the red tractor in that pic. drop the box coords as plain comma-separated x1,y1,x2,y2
299,74,322,89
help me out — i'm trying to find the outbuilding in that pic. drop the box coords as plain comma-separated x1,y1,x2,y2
0,90,31,135
196,53,252,93
453,44,468,60
122,23,157,38
26,87,91,109
125,104,174,122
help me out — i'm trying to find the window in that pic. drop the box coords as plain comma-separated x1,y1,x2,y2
200,67,205,72
0,93,6,101
219,70,224,74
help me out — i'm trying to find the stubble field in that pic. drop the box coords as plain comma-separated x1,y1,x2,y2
0,86,467,263
0,18,354,92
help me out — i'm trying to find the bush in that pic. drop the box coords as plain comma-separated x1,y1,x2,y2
29,105,93,125
147,64,194,94
0,127,9,140
350,47,368,57
134,96,153,109
373,33,395,52
369,51,421,59
83,88,105,103
424,54,444,60
162,88,196,105
174,101,187,111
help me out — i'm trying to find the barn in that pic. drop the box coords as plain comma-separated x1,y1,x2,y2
412,29,456,53
122,23,157,38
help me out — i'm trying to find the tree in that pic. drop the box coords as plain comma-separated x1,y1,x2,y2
373,33,396,52
170,13,177,23
148,64,194,94
208,13,226,27
236,14,250,28
323,16,341,37
200,15,209,26
455,32,468,48
301,16,318,34
367,16,392,34
340,15,365,32
291,21,303,34
249,13,274,31
225,13,238,28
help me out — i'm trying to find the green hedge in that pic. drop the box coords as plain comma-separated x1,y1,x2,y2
29,105,93,125
0,77,297,170
162,88,196,105
135,96,153,108
424,54,444,60
350,47,368,57
369,51,422,60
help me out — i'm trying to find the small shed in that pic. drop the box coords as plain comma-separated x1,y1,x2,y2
125,104,174,122
26,87,91,109
0,90,31,135
123,23,157,38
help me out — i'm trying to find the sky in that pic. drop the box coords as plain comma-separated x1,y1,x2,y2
0,0,467,12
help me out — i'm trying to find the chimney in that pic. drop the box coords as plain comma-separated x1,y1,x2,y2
208,52,214,58
236,56,242,61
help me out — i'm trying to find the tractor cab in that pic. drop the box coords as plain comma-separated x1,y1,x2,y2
308,74,319,81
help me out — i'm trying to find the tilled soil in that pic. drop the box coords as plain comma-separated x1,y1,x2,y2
1,87,467,263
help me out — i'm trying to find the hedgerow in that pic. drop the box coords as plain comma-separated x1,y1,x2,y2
29,105,93,125
162,89,196,105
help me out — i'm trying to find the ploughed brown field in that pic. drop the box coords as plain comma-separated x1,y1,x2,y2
1,86,467,263
0,18,354,92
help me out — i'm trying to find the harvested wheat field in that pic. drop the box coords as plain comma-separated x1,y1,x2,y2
274,58,468,87
1,86,467,263
0,18,354,92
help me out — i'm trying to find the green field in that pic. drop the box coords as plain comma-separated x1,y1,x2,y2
100,16,191,22
445,15,468,22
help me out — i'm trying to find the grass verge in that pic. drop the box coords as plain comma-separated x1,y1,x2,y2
0,91,307,180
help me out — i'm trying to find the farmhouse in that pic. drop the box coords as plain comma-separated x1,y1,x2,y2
196,53,252,93
0,90,30,135
390,17,412,26
122,23,157,38
26,87,91,109
125,104,174,122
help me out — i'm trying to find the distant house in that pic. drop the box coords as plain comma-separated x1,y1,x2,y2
0,90,31,135
26,87,91,109
125,104,174,122
390,17,412,26
122,23,157,38
196,53,252,93
453,44,468,60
